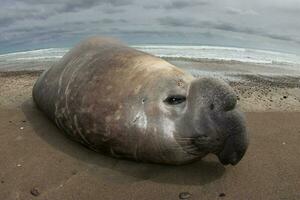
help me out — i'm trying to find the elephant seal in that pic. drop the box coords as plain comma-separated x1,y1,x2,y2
33,36,248,165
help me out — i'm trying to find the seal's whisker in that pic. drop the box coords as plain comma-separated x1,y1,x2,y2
165,144,197,150
186,149,198,152
184,146,200,151
181,144,196,148
166,145,194,149
174,137,193,139
194,140,210,145
174,138,194,142
182,146,199,151
185,150,201,155
175,141,191,144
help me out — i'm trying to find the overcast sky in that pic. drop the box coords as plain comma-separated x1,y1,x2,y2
1,0,300,54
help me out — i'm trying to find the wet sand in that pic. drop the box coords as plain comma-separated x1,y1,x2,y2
0,69,300,199
0,101,299,199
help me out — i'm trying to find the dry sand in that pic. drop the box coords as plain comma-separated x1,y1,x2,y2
1,70,300,111
0,70,300,200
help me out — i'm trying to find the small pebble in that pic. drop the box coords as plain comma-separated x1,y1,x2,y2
71,170,78,175
16,136,23,141
179,192,192,199
30,188,40,196
219,193,226,197
17,164,22,167
1,180,4,184
282,142,286,145
22,120,26,123
283,96,287,99
20,127,24,130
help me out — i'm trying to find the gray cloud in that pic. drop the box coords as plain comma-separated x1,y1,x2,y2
213,23,256,35
97,18,128,24
65,0,132,11
165,0,209,9
142,0,210,10
102,7,126,14
157,16,300,44
142,4,161,9
0,0,134,33
58,0,103,13
1,0,133,26
58,0,133,12
17,0,133,9
1,0,300,54
164,0,209,9
158,16,196,27
225,7,259,16
0,6,52,27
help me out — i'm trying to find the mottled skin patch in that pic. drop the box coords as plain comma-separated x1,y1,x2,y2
33,37,248,165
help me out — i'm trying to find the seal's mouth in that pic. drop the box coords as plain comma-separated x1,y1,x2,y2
214,111,248,166
217,135,247,165
184,110,248,166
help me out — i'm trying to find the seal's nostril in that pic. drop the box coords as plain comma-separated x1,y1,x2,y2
210,103,214,110
223,94,237,111
229,152,238,165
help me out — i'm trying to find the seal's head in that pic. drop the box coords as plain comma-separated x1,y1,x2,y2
157,77,248,165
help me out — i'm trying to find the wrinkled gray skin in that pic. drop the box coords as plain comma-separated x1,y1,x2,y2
33,37,248,165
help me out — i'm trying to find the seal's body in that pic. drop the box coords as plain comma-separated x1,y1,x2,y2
33,37,248,165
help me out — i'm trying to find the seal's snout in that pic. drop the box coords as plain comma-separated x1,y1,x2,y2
188,77,248,166
189,77,238,112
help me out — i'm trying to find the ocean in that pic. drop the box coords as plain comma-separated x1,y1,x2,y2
1,45,300,79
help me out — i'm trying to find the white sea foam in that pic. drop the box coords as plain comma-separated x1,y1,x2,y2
1,45,300,65
1,45,300,77
0,48,68,61
0,48,68,71
133,45,300,65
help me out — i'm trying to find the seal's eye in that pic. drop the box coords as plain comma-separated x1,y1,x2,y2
164,95,186,105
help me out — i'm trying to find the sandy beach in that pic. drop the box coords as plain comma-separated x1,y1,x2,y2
2,0,300,198
0,61,300,199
